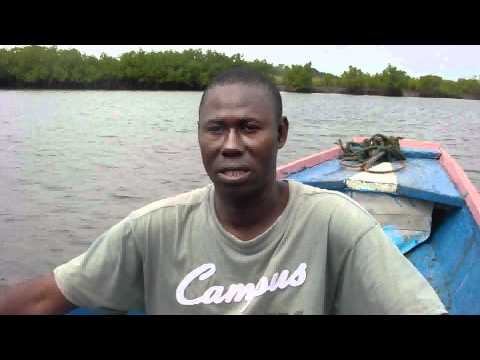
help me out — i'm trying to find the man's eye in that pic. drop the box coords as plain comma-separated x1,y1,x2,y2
207,125,223,133
242,123,259,132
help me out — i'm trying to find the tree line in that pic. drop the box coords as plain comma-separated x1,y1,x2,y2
309,65,480,99
0,46,479,99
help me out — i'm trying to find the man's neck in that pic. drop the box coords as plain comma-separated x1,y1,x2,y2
214,181,289,241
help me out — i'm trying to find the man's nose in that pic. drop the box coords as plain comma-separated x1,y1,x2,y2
221,128,243,156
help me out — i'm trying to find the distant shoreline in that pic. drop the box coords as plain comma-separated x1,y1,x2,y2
279,86,479,100
1,85,479,101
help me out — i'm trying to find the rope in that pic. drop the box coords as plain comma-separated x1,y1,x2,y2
336,134,406,173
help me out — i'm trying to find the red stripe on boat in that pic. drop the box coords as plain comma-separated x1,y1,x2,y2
276,147,341,179
440,148,480,225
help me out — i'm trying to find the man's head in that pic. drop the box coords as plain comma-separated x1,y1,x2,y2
198,67,289,198
199,67,283,121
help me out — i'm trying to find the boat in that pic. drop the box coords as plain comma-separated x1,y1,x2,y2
277,137,480,315
69,137,480,315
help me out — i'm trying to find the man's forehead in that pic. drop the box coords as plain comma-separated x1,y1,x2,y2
201,83,274,116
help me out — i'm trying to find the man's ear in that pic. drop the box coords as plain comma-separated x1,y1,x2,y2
277,116,289,149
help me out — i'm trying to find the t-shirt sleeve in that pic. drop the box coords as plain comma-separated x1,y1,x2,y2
333,222,447,315
53,216,145,313
325,194,447,315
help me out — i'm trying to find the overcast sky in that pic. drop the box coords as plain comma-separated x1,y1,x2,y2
2,45,479,80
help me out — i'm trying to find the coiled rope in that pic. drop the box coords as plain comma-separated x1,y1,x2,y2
336,134,406,173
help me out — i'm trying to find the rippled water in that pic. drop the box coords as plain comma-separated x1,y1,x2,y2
1,90,479,285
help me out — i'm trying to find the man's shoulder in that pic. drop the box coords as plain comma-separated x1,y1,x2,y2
128,185,211,220
294,182,374,214
292,180,378,232
293,181,364,209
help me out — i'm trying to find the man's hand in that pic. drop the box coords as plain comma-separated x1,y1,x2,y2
0,273,76,315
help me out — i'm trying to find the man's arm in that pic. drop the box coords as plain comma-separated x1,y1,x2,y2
0,273,76,315
334,223,447,314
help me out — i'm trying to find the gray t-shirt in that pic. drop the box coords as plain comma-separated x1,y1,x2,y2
54,180,446,314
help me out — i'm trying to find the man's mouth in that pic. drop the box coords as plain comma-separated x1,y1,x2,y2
217,168,251,182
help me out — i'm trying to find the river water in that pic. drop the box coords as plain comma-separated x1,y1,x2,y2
1,90,479,286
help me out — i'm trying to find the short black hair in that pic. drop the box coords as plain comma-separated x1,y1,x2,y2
199,67,283,120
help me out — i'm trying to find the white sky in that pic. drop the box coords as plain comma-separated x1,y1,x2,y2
2,45,479,80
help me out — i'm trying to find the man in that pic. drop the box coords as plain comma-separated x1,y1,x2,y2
0,67,446,315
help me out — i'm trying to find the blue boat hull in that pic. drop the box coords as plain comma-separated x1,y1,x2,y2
407,206,480,314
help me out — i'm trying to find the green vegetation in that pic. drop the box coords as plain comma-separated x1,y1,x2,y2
378,65,409,96
282,62,314,92
1,46,479,100
0,46,273,90
340,66,368,94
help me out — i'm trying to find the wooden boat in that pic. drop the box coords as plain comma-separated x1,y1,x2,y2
277,137,480,315
69,138,480,315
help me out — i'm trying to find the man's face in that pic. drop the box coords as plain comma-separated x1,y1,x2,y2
198,83,288,197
